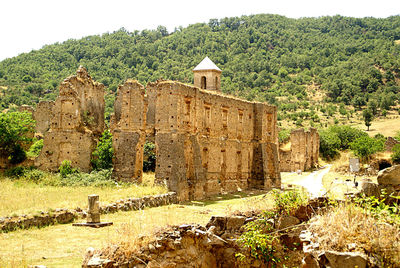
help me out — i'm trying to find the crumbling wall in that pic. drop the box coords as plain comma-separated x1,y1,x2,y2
111,80,147,182
112,80,281,201
18,101,54,135
279,128,319,172
34,101,55,134
35,66,104,172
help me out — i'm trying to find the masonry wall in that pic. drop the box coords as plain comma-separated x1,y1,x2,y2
279,128,319,172
34,101,55,134
35,67,104,172
112,80,281,201
111,80,147,182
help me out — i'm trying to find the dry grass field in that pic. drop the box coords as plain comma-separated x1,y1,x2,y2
0,192,274,267
0,173,167,217
352,116,400,137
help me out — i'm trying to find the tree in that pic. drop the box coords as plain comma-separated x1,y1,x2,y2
362,109,373,131
367,99,378,115
0,112,35,165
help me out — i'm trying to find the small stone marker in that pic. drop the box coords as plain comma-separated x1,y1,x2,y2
349,158,360,173
73,195,113,228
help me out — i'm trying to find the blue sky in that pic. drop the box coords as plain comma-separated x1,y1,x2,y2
0,0,399,61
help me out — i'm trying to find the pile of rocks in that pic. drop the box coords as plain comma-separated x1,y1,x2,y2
82,198,329,267
300,230,374,268
359,165,400,202
83,215,254,268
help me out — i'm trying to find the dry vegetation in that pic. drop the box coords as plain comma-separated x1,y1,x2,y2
0,173,167,217
352,116,400,137
0,191,274,267
309,201,400,265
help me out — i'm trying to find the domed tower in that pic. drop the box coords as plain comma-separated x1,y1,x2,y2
193,56,221,91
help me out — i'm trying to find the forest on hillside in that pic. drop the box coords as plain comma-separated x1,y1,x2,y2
1,14,400,119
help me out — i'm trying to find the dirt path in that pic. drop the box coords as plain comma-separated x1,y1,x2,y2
289,165,332,198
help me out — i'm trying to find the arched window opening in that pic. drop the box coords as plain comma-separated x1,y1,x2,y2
201,76,206,89
215,77,218,89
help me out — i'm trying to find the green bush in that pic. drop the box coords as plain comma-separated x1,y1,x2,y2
319,129,341,159
55,169,115,187
59,160,78,178
143,141,156,172
4,166,26,177
0,111,35,165
236,218,279,265
329,125,367,150
8,144,27,164
92,130,114,170
391,144,400,164
350,135,385,161
271,189,308,216
26,139,43,158
278,128,291,143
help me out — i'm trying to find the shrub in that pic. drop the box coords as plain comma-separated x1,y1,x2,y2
0,111,35,165
350,135,385,161
59,160,78,178
8,144,27,164
26,139,43,158
4,166,26,177
92,130,114,170
271,189,308,216
278,128,291,143
319,129,341,159
236,218,280,265
143,141,156,172
392,144,400,164
57,169,115,187
329,125,367,150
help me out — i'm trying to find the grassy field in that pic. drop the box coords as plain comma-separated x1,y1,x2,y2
0,192,274,267
0,173,167,217
0,168,380,267
351,116,400,137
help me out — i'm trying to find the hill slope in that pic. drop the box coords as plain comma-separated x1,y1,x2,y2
0,14,400,117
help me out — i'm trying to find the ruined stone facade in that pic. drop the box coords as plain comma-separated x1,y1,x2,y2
18,101,54,135
34,101,55,134
112,80,281,201
35,67,105,172
280,128,319,172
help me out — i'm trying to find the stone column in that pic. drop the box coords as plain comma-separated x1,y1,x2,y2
87,194,100,223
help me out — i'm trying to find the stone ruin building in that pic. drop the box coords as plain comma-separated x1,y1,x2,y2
279,128,319,172
111,57,281,200
14,58,288,201
35,66,105,172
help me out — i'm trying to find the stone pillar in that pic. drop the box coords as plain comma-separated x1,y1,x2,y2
87,194,100,223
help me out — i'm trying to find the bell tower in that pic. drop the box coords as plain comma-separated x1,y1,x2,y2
193,56,221,91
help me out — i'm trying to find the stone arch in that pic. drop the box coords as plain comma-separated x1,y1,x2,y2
201,76,206,89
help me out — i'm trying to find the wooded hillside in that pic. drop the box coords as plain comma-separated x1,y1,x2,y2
1,14,399,113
